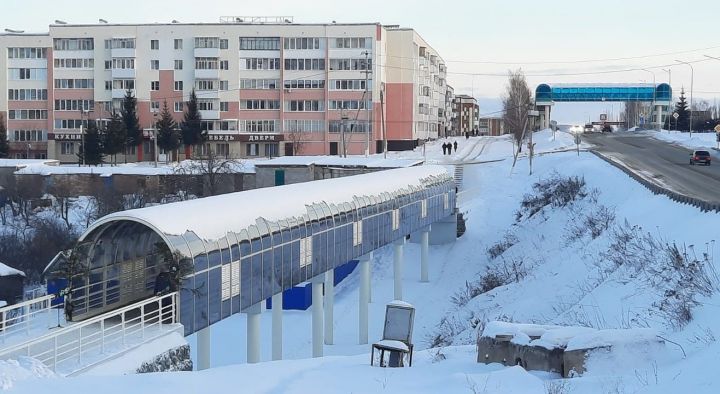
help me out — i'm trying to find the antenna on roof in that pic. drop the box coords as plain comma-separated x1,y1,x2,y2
54,20,67,25
4,28,25,33
98,19,108,23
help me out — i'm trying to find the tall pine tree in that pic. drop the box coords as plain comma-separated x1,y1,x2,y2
121,89,141,160
79,120,104,166
156,101,180,162
103,112,127,165
673,88,690,132
0,114,9,158
181,89,205,157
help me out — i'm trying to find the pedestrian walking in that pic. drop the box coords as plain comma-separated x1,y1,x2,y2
442,143,447,155
465,132,469,140
453,141,458,152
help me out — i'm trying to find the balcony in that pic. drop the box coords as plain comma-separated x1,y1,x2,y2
112,89,132,99
194,47,220,58
199,110,220,120
194,69,220,80
112,68,136,79
195,89,220,100
111,47,136,58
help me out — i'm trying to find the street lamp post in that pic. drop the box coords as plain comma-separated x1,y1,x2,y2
79,108,86,165
641,68,657,129
662,68,672,131
675,60,694,137
152,113,159,167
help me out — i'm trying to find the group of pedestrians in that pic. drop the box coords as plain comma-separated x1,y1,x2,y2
442,140,458,155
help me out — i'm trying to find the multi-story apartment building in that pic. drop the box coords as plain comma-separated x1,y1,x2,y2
452,94,479,135
444,85,455,137
478,116,504,136
0,18,448,162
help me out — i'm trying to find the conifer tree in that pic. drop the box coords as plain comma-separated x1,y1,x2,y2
181,89,205,156
79,120,104,165
0,114,9,158
121,89,141,159
673,88,690,131
156,101,180,162
103,112,127,165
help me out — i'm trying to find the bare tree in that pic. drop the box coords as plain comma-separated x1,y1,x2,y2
48,181,76,230
286,132,309,155
175,148,244,196
502,69,533,168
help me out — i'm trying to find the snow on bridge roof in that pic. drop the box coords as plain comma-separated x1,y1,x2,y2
541,83,658,89
91,165,451,242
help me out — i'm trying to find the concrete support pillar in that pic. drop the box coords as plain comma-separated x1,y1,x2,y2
271,293,283,361
244,302,262,364
420,228,430,283
393,237,405,300
359,253,372,344
544,105,551,129
324,270,334,345
197,325,211,370
312,275,324,358
655,105,663,130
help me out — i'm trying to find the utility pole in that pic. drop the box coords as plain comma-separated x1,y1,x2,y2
362,50,372,157
676,60,694,136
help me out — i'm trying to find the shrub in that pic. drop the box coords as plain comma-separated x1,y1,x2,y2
487,232,518,260
516,173,587,221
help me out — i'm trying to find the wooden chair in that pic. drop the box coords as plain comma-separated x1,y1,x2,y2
371,301,415,367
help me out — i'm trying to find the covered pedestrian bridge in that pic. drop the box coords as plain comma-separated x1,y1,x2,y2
535,83,672,128
67,165,456,368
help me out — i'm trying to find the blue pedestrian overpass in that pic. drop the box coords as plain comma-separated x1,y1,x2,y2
534,83,673,129
535,83,672,103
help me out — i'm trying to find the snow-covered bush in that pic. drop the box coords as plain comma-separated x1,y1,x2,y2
487,232,518,260
516,173,587,221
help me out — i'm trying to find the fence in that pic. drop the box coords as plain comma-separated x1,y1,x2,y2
0,292,178,375
591,151,720,213
0,294,56,343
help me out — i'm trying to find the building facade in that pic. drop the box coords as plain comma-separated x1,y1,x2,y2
452,94,478,134
478,116,504,136
0,18,448,162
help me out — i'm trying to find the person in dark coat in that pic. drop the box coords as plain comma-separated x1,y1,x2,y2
465,132,469,140
441,143,447,155
453,141,458,152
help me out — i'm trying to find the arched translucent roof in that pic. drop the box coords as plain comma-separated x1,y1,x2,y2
78,165,453,257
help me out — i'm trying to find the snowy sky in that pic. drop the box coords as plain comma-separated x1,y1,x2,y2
2,0,720,123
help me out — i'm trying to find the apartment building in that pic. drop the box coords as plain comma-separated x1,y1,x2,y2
453,94,479,134
0,18,449,162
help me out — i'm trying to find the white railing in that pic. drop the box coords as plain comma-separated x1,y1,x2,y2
0,292,178,375
0,294,56,343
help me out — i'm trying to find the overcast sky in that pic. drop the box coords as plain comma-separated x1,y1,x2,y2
2,0,720,122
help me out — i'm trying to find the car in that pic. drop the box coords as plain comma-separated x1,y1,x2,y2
690,150,712,166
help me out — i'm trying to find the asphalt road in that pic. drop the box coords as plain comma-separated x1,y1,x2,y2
584,133,720,204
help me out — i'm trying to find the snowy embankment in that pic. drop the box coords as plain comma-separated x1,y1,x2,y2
6,131,720,393
643,129,719,152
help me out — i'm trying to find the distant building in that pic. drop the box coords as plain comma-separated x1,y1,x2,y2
443,85,455,137
478,116,504,136
452,95,478,134
0,18,448,161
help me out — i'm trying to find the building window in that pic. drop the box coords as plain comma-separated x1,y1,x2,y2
220,60,229,70
246,143,259,156
219,80,229,90
239,120,278,132
112,79,135,90
110,38,135,49
220,39,229,49
8,89,48,101
216,143,230,157
60,142,75,155
151,81,160,91
331,37,372,49
151,101,160,112
240,58,280,70
221,263,231,301
150,40,159,50
353,221,363,246
105,81,112,90
264,144,278,157
283,58,326,71
104,60,111,70
174,102,183,112
195,57,219,70
53,58,94,69
328,100,370,110
283,37,322,50
195,80,217,90
392,209,400,231
328,58,372,71
284,100,324,112
220,102,229,112
54,100,94,112
283,119,324,133
174,60,183,70
151,60,159,70
8,109,48,120
329,79,369,91
8,68,47,81
194,37,219,48
7,47,48,59
111,58,135,69
239,79,279,90
299,236,313,267
53,38,94,51
283,79,326,90
174,39,183,49
174,81,183,91
54,79,94,89
240,100,280,110
197,100,215,111
239,37,280,50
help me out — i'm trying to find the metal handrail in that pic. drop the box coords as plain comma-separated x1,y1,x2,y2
0,294,56,343
0,292,178,375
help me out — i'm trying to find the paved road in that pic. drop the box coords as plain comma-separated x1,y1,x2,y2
584,133,720,204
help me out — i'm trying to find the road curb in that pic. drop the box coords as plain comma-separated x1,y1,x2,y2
590,151,720,214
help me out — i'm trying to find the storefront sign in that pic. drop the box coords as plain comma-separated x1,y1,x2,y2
207,133,284,142
49,133,82,141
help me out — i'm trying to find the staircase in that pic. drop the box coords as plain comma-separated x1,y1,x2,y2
453,165,464,191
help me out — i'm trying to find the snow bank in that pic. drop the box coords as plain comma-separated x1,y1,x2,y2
644,130,719,152
0,262,25,277
96,165,451,241
82,331,188,376
0,159,59,169
14,160,255,176
482,321,658,351
0,357,56,390
256,156,423,168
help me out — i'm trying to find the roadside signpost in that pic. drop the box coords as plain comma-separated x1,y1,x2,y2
672,112,679,132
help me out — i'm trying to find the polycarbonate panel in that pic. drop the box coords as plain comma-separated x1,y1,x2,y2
208,266,221,324
193,270,209,331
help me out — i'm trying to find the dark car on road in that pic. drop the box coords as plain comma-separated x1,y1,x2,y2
690,150,712,166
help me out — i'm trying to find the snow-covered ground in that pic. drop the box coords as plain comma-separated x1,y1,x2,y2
5,130,720,393
642,129,719,152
